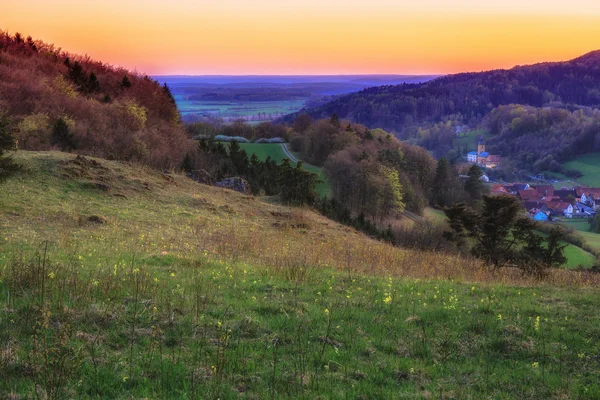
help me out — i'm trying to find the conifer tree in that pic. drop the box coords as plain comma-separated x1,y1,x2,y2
464,164,485,204
51,118,75,151
0,112,18,180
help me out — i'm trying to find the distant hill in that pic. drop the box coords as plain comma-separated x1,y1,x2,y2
154,75,437,123
290,51,600,133
0,31,193,168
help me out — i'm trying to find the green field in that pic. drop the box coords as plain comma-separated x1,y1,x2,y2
562,152,600,187
562,244,597,268
175,96,305,123
238,143,289,163
2,152,600,399
237,143,331,198
559,219,592,233
557,218,600,256
452,129,490,152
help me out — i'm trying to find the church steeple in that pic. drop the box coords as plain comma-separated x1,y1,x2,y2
477,136,486,155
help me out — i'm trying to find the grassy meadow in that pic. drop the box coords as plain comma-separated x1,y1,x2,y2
452,129,490,152
1,152,600,398
557,218,600,256
562,152,600,187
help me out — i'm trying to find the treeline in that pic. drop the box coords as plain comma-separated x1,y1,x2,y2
187,87,312,102
193,140,318,205
292,50,600,134
186,120,288,141
289,115,442,218
0,32,193,169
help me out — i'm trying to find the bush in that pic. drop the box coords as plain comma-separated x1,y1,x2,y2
0,111,18,180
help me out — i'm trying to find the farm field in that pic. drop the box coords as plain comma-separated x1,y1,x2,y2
175,96,305,123
1,152,600,399
561,152,600,187
237,143,331,198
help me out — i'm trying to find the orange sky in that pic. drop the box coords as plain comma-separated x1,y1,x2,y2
3,1,600,75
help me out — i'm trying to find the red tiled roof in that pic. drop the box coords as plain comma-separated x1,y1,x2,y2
519,190,540,201
535,185,554,197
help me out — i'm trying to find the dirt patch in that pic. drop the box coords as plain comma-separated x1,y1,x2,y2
87,215,107,224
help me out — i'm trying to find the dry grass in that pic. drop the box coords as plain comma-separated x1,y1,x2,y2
1,151,598,289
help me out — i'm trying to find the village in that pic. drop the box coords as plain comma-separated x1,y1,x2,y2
462,135,598,221
489,183,600,221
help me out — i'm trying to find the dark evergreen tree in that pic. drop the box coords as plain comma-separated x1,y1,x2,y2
444,194,567,273
0,112,18,180
433,158,452,207
121,75,132,88
163,83,176,106
88,72,100,93
228,140,249,175
464,164,485,204
51,118,75,151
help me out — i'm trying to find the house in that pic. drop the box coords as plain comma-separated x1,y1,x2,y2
504,183,530,195
553,189,577,202
477,152,489,165
518,189,540,202
532,210,549,221
575,202,596,216
490,184,508,195
467,151,478,163
535,185,554,199
484,155,502,169
480,173,490,182
522,202,550,215
466,136,502,169
545,202,574,217
575,187,600,207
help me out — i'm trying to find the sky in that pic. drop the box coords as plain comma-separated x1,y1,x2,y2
3,0,600,75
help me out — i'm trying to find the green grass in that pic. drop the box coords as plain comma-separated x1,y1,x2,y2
1,152,600,398
558,219,592,233
562,152,600,187
561,244,597,268
556,218,600,256
237,143,331,198
452,129,490,152
238,143,289,163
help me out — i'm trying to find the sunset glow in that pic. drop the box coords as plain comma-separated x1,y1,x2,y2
4,0,600,75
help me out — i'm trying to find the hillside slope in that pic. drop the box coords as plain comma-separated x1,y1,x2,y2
0,151,480,282
0,31,193,168
294,51,600,133
1,152,600,398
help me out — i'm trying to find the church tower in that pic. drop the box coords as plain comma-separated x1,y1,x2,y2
477,136,486,155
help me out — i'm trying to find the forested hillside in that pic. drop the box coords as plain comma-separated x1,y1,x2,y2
295,51,600,133
0,32,193,168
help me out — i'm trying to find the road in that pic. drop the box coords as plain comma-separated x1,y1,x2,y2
281,143,299,163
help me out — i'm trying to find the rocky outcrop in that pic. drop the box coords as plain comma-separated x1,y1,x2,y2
215,177,250,194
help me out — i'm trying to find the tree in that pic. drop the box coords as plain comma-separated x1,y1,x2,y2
121,75,132,89
444,194,567,273
88,72,100,93
433,158,454,207
228,140,248,175
464,164,485,204
51,118,75,151
162,83,176,106
277,159,318,206
0,112,18,180
329,113,340,128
